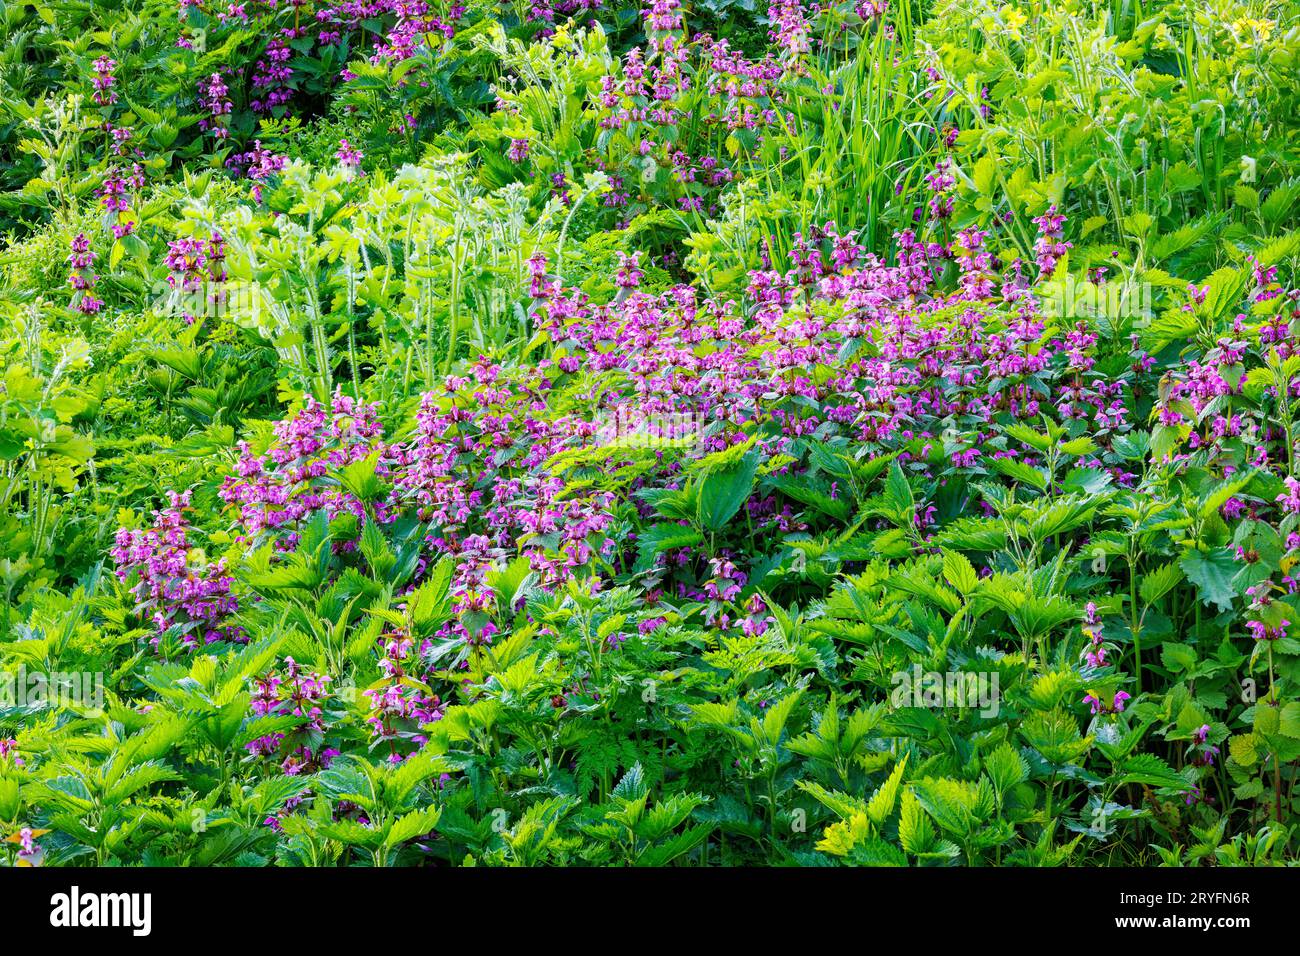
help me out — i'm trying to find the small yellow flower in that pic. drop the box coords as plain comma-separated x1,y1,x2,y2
1230,17,1275,46
1001,5,1028,41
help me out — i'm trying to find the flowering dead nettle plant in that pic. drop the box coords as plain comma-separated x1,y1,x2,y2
0,0,1298,871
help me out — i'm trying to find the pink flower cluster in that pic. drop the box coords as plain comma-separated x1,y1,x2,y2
1032,205,1072,280
1083,690,1130,715
132,206,1169,665
0,738,23,768
1081,602,1108,668
220,391,392,547
246,657,340,776
91,55,118,106
587,4,794,219
335,138,364,170
198,73,233,140
164,232,228,323
96,163,144,238
66,234,103,315
111,490,241,649
226,140,289,201
364,629,446,762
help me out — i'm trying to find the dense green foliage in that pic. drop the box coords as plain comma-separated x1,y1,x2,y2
2,0,1300,867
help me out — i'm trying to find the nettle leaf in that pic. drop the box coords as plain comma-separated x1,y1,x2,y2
250,776,311,816
1199,267,1247,321
1139,561,1183,606
386,807,442,847
848,837,908,866
883,461,916,525
941,549,979,595
359,519,396,577
337,451,387,502
1023,494,1103,543
1004,423,1053,452
865,756,908,825
1060,467,1112,494
911,777,988,838
984,742,1029,798
1021,707,1092,765
798,780,869,820
694,446,760,532
689,699,740,730
1060,436,1097,457
1160,642,1197,674
105,761,183,803
1115,754,1191,790
898,789,936,855
235,714,305,748
1179,547,1239,612
992,457,1048,491
1028,669,1083,710
319,818,383,849
933,516,1007,551
637,486,697,523
1009,594,1078,642
634,523,704,572
771,475,852,521
1228,733,1259,767
637,824,713,867
759,689,804,747
1198,468,1260,521
816,812,873,856
612,762,648,802
1280,703,1300,739
487,554,536,614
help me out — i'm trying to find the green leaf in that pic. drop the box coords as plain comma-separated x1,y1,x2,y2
984,743,1029,798
992,457,1048,491
898,789,935,855
865,757,908,825
338,451,386,502
612,763,649,802
1160,643,1197,674
1179,547,1238,612
386,807,442,846
695,448,760,533
884,462,915,524
1279,703,1300,739
941,549,979,595
635,523,704,572
1139,562,1184,606
1115,754,1190,789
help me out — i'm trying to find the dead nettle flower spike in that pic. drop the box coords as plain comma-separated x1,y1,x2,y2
226,140,289,202
91,55,118,106
67,233,103,315
198,72,233,140
336,138,364,174
507,137,530,164
1032,204,1072,280
111,490,241,649
218,390,392,547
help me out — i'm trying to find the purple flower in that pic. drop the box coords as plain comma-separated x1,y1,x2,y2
336,139,364,170
91,55,118,106
0,738,22,768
